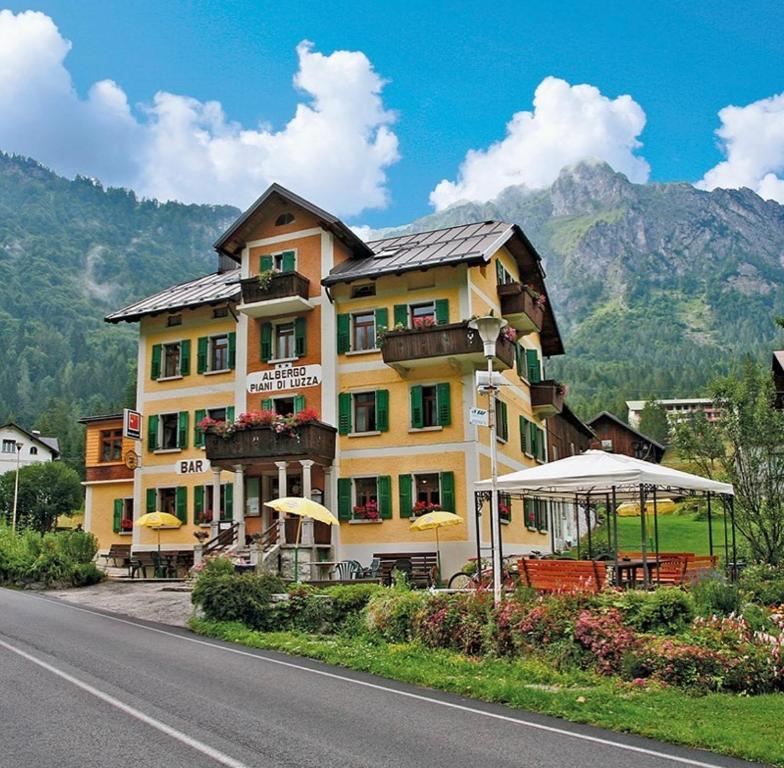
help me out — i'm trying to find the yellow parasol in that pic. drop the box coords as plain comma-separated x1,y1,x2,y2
616,499,677,517
265,497,340,581
134,511,182,556
410,511,463,580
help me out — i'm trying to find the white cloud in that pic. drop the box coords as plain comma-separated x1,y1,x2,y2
430,76,649,210
698,92,784,203
0,12,399,215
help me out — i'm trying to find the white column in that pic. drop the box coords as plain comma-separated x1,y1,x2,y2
324,466,337,555
212,468,222,538
300,460,315,545
274,461,288,497
233,464,245,545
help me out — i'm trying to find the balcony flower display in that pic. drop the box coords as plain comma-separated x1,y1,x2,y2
412,501,442,517
120,518,133,532
353,500,380,521
524,284,547,308
500,326,517,343
412,316,437,329
198,407,320,440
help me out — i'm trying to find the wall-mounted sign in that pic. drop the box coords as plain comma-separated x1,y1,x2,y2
469,407,489,427
176,458,211,475
247,364,322,394
123,450,139,470
123,408,142,440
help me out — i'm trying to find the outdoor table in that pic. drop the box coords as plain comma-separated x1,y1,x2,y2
156,553,178,578
310,561,340,579
612,558,661,588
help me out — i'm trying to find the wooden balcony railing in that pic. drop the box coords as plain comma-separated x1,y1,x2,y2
381,322,515,372
240,271,310,304
531,379,565,417
497,282,544,334
205,421,337,466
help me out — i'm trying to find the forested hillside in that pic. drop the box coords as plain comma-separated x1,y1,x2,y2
2,153,783,471
0,153,237,468
379,161,784,419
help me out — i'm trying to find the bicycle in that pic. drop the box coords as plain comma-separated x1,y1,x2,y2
447,555,520,591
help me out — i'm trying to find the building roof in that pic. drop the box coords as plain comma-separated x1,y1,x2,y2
0,422,60,457
323,221,518,285
626,398,713,410
587,411,666,451
772,351,784,376
214,183,373,260
105,269,241,324
556,403,595,439
78,414,124,425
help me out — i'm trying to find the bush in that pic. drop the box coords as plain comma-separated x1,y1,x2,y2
691,576,741,617
574,609,638,675
607,587,694,634
740,564,784,606
192,571,285,630
27,534,73,585
364,589,428,643
58,530,99,564
70,562,104,587
413,593,492,654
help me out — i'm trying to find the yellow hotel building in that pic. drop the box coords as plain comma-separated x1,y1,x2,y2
83,184,570,577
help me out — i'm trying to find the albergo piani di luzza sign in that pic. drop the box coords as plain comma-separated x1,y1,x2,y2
247,363,322,394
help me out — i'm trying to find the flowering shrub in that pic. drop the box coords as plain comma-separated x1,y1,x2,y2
412,501,441,517
413,593,492,655
413,316,437,329
500,326,517,343
353,500,380,520
574,609,638,675
198,407,320,439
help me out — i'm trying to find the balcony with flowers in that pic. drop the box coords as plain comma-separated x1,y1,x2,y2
497,281,546,334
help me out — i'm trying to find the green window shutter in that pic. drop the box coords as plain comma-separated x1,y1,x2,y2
197,337,208,374
146,488,156,514
178,411,189,449
496,258,504,284
261,398,273,411
194,409,206,448
223,483,233,522
526,348,541,383
435,299,449,325
281,250,296,272
180,339,191,376
374,308,388,338
538,499,549,531
293,395,305,414
294,317,306,357
378,475,392,519
226,406,235,423
112,499,123,533
375,389,389,432
337,478,352,521
260,254,273,272
393,304,408,327
338,393,352,435
497,400,508,441
538,427,546,462
515,344,524,379
175,487,187,524
520,416,526,454
410,385,423,429
398,474,412,518
147,415,159,452
437,382,451,426
194,486,204,524
151,344,162,380
228,332,236,369
530,422,538,459
440,471,455,512
337,314,350,354
260,322,272,362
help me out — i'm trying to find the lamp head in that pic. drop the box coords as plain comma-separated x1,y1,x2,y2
15,441,22,451
468,314,508,357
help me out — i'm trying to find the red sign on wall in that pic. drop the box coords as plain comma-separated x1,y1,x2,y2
123,408,142,441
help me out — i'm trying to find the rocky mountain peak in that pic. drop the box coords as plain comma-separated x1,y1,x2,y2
550,159,636,216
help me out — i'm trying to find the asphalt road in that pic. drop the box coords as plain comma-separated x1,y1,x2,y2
0,589,763,768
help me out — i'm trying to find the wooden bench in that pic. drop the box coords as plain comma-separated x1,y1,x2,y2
656,555,719,586
518,558,607,593
101,544,131,568
619,551,696,561
374,552,438,588
129,550,193,579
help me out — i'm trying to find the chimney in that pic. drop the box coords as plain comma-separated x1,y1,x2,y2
32,429,41,436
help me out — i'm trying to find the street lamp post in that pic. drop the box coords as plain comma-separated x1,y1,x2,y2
469,315,507,607
12,440,23,532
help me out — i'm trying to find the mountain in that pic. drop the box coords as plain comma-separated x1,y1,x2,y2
377,161,784,419
2,152,783,469
0,153,238,468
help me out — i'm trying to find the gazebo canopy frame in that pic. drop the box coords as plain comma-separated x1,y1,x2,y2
474,450,737,586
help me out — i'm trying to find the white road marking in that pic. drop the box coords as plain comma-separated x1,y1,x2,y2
22,594,740,768
0,636,249,768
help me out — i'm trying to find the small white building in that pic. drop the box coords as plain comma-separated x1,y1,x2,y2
626,398,719,428
0,423,60,474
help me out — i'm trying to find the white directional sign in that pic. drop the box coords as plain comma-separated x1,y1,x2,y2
247,364,322,394
469,407,489,427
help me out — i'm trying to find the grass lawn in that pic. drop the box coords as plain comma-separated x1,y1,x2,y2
191,618,784,767
613,512,731,558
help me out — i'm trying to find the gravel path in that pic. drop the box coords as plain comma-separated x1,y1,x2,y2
44,580,195,626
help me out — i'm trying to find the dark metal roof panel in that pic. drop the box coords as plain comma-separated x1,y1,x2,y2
105,269,241,323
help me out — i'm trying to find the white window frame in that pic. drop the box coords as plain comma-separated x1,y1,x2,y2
352,391,378,435
409,301,436,328
156,412,181,452
160,340,183,380
207,333,230,374
350,475,380,522
119,497,134,536
271,248,298,272
412,472,442,513
351,310,378,353
269,319,298,363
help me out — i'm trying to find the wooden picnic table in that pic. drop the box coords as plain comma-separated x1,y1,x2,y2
612,557,661,588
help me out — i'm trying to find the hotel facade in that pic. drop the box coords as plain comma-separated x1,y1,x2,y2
83,185,576,576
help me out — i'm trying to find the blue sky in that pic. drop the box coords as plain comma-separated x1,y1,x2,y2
1,1,783,226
